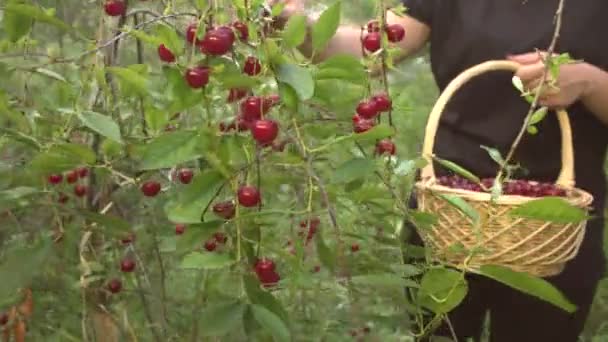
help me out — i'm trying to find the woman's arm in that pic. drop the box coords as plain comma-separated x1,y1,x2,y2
579,64,608,126
268,0,431,63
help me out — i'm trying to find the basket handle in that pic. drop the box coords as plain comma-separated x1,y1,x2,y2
420,60,575,189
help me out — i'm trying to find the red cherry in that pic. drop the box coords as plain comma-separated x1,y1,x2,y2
184,66,210,88
200,28,234,55
175,223,186,235
120,259,136,273
204,240,217,251
385,24,405,43
212,201,236,219
240,96,266,122
356,100,379,119
353,118,375,133
351,243,360,252
77,167,89,178
227,88,248,103
235,116,250,131
74,185,87,197
375,139,396,155
0,312,8,326
217,26,236,45
362,32,381,52
158,44,176,63
140,181,161,197
186,23,202,45
254,258,276,275
177,168,194,184
107,278,122,294
243,56,262,76
233,21,249,41
104,0,126,16
66,170,79,184
372,93,392,112
48,174,63,184
264,94,281,108
237,185,261,207
251,119,279,145
366,20,380,33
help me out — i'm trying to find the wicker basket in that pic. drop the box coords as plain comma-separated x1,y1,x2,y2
414,60,594,277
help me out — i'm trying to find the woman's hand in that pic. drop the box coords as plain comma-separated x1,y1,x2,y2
507,51,594,109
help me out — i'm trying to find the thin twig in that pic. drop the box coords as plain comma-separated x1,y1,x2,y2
495,0,565,182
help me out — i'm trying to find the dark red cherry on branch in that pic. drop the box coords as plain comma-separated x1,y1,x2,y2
175,223,186,235
362,32,382,52
66,170,79,184
107,278,122,294
243,56,262,76
48,174,63,184
57,192,69,204
158,44,176,63
217,26,236,45
212,201,236,219
74,185,87,197
238,185,261,207
184,66,210,88
375,139,396,155
186,23,202,45
213,232,228,244
233,21,249,41
204,240,217,251
200,28,234,55
251,119,279,145
356,99,379,119
120,258,136,273
141,181,161,197
77,167,89,178
385,24,405,43
0,312,8,325
177,168,194,184
351,243,360,252
121,232,135,245
254,258,276,275
372,93,392,112
240,96,266,121
104,0,126,16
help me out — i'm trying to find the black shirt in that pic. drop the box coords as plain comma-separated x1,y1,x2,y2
401,0,608,213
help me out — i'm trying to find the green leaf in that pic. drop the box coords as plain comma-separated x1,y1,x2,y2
527,125,538,135
138,130,202,170
311,1,341,52
433,156,480,184
0,187,40,204
436,194,480,224
198,300,246,336
180,251,235,270
176,221,224,253
75,210,131,233
479,265,576,313
330,157,375,184
508,197,591,223
0,239,53,306
409,211,438,230
351,124,395,142
417,267,468,314
529,107,548,125
28,143,95,174
282,15,308,48
33,68,67,82
275,63,314,101
251,304,291,342
4,3,71,33
351,274,419,288
243,274,289,322
164,170,225,223
107,65,149,97
216,72,260,89
79,111,123,144
512,76,524,93
165,67,203,112
3,1,33,42
479,145,505,166
154,24,183,56
315,54,367,85
315,233,336,272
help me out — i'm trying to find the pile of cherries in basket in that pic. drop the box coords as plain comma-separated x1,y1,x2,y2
436,175,567,197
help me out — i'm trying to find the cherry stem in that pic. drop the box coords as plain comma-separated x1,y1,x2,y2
378,0,393,127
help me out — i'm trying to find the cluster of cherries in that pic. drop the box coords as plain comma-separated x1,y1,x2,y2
139,167,193,198
351,93,396,156
437,175,568,197
47,166,89,203
361,20,406,53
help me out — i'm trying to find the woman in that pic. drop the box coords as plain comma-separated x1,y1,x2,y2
269,1,608,341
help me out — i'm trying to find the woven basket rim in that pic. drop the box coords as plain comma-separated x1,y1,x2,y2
414,178,594,207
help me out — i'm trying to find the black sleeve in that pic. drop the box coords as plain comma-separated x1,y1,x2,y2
400,0,436,26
